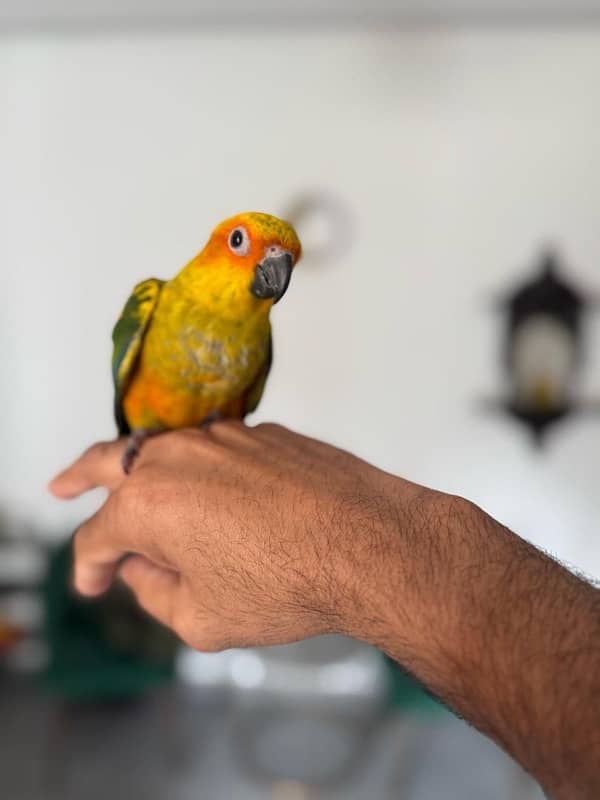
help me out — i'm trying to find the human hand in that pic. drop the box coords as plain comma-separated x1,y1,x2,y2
49,422,422,652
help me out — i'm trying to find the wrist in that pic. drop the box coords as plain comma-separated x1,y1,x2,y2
326,473,448,651
340,484,479,672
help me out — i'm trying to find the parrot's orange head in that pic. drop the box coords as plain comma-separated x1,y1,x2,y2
203,212,302,304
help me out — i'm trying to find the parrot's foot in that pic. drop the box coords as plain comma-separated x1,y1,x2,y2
122,429,154,475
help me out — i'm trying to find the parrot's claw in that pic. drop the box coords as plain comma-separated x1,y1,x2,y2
122,429,152,475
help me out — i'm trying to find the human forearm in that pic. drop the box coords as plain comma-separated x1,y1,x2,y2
344,490,600,798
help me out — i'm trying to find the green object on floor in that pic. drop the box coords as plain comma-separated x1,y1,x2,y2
384,657,445,715
42,541,177,701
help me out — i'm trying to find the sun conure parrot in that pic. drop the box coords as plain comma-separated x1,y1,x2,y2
112,212,302,472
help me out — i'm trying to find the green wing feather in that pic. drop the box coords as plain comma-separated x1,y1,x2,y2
243,333,272,416
111,278,164,435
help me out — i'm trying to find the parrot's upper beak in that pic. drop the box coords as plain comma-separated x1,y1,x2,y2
250,252,293,304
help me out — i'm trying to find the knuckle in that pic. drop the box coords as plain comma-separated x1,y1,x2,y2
182,427,228,459
220,419,244,430
178,428,204,443
83,440,112,460
140,429,197,462
255,422,283,436
138,433,169,459
166,428,204,453
217,420,259,445
214,419,244,434
168,429,192,445
140,427,228,465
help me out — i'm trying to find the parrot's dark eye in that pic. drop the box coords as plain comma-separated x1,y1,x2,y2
228,227,250,256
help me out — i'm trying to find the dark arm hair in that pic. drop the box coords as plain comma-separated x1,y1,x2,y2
350,494,600,799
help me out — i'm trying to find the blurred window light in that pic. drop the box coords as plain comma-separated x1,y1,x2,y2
317,660,372,695
229,650,267,689
176,646,232,687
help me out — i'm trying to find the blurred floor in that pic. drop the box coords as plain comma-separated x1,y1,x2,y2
0,679,543,800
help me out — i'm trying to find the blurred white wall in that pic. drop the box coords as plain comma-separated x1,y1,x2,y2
2,28,600,576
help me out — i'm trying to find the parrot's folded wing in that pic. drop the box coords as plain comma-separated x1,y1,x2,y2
111,278,165,435
243,333,272,416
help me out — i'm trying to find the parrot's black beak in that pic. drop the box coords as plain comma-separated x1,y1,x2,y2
250,253,293,304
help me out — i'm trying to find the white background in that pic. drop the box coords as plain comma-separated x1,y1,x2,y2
2,28,600,577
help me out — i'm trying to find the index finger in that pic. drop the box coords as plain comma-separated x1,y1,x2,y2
49,439,127,499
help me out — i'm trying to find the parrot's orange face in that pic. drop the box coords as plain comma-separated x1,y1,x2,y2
201,212,302,304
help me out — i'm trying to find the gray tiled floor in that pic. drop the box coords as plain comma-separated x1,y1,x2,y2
0,680,543,800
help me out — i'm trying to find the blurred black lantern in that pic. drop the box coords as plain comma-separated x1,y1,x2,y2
496,251,593,445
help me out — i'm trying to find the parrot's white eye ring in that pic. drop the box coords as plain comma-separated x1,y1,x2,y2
228,226,250,256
